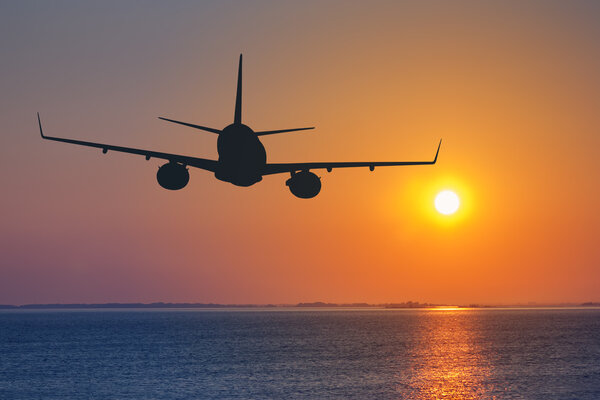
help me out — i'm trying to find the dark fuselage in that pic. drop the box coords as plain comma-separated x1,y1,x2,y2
214,123,266,186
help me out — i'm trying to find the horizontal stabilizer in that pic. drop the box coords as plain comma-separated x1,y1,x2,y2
255,127,315,136
158,117,221,134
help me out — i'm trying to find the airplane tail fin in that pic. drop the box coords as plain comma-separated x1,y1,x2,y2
234,54,242,124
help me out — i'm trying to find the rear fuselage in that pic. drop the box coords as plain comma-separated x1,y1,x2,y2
214,123,266,186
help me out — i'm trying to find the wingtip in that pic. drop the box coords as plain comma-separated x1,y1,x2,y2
37,112,45,138
433,139,442,163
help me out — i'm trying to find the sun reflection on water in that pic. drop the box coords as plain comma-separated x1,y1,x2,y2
400,310,494,400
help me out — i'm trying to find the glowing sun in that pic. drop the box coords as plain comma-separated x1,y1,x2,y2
435,190,460,215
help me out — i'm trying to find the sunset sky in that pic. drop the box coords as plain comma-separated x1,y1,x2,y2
1,1,599,305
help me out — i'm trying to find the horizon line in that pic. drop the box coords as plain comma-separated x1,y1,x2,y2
1,301,599,309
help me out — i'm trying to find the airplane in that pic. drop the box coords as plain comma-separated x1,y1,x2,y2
38,54,441,199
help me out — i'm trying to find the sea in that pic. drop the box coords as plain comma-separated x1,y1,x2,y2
0,308,598,399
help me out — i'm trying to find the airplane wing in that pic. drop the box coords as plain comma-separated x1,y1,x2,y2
37,113,218,172
262,140,441,175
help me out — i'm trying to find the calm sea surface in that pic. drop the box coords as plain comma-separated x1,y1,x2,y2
0,308,599,399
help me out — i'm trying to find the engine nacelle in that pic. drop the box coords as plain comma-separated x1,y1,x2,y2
157,162,189,190
286,171,321,199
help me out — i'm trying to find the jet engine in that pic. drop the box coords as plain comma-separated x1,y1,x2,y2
156,162,189,190
286,171,321,198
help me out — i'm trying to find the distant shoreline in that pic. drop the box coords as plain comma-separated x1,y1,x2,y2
1,301,598,310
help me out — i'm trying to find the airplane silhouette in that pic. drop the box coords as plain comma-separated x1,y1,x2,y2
38,54,441,198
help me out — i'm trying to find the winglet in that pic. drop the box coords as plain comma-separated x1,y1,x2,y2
37,112,46,138
234,54,243,124
433,139,442,163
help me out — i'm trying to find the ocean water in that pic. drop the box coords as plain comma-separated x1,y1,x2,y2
0,308,599,399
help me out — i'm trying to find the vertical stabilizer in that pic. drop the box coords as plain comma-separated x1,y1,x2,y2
234,54,243,124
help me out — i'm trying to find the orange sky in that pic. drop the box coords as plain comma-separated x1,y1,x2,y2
1,1,599,304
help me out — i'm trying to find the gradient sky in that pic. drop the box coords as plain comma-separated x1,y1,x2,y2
1,1,599,305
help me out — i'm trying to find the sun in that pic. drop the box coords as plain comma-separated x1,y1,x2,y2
435,190,460,215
